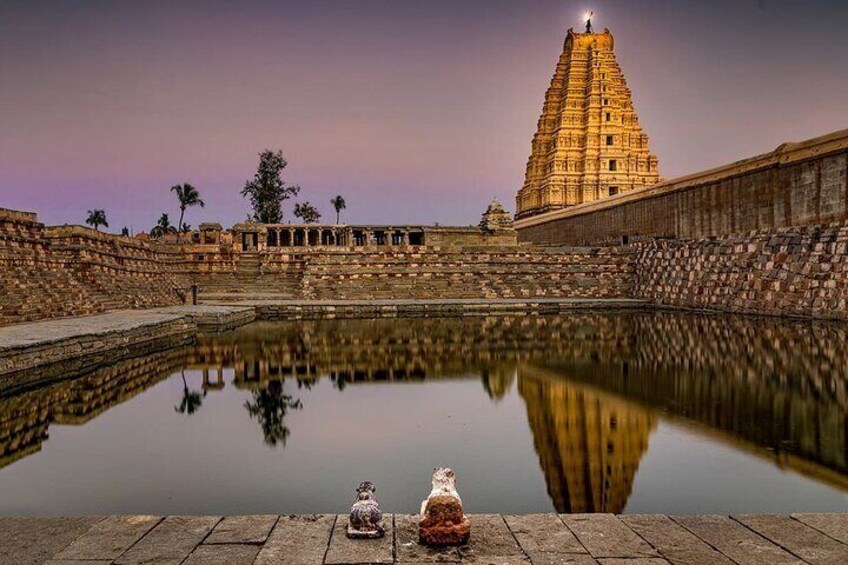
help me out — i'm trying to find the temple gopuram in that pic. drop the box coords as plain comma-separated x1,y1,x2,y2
515,22,660,219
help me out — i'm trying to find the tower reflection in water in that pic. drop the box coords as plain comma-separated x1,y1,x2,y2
1,313,847,513
518,368,655,513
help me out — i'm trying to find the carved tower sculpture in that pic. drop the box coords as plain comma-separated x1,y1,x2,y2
515,26,660,219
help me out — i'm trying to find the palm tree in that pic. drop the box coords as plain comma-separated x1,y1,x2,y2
85,209,108,231
150,213,176,238
171,183,204,241
174,371,204,415
330,195,346,224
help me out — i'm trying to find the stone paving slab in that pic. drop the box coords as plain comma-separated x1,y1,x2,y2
183,543,261,565
0,310,189,351
504,513,588,559
0,304,257,380
457,513,529,563
561,514,658,560
734,514,848,565
253,515,336,565
114,515,221,565
620,514,734,565
0,516,105,565
672,515,803,565
792,513,848,545
157,304,256,330
2,513,848,564
52,515,162,561
203,515,278,545
0,304,255,353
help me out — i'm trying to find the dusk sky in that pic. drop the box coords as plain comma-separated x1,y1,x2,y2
1,0,847,231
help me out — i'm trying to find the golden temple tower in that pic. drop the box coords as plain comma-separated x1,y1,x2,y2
516,20,660,219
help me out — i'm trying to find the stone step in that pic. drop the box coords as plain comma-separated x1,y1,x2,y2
4,513,846,565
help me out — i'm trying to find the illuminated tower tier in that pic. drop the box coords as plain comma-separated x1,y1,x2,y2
516,27,660,219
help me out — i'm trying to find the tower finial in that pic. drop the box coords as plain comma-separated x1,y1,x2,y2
584,10,594,33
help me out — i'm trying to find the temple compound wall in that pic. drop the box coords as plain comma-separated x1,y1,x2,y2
0,208,189,325
516,129,848,246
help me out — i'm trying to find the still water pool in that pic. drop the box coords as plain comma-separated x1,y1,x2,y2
1,313,848,516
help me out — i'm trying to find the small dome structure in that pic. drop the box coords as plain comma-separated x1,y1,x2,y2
479,200,515,233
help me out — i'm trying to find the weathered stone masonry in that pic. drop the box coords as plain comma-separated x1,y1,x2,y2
0,208,190,325
297,248,634,301
1,207,636,326
4,207,848,324
634,222,848,320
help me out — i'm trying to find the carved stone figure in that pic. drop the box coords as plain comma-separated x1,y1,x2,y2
347,481,385,539
419,467,470,546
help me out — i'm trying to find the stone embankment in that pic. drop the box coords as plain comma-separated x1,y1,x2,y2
0,209,189,325
0,305,255,391
192,247,636,303
635,222,848,320
2,200,848,325
2,513,847,564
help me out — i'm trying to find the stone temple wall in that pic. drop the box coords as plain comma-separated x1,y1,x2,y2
515,129,848,246
0,209,189,326
634,222,848,320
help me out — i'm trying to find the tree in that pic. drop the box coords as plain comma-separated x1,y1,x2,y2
150,213,177,238
330,195,346,224
244,380,302,447
85,209,108,231
171,183,204,241
293,201,321,223
241,150,300,223
121,227,129,237
174,371,203,415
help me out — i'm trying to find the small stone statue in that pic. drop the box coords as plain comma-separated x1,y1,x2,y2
419,467,470,546
347,481,385,539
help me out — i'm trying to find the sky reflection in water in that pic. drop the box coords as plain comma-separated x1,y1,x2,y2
1,313,847,516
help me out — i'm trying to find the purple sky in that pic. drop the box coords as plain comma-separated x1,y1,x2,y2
1,0,847,231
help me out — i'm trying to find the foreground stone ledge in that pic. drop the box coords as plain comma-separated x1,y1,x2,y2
2,514,846,564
